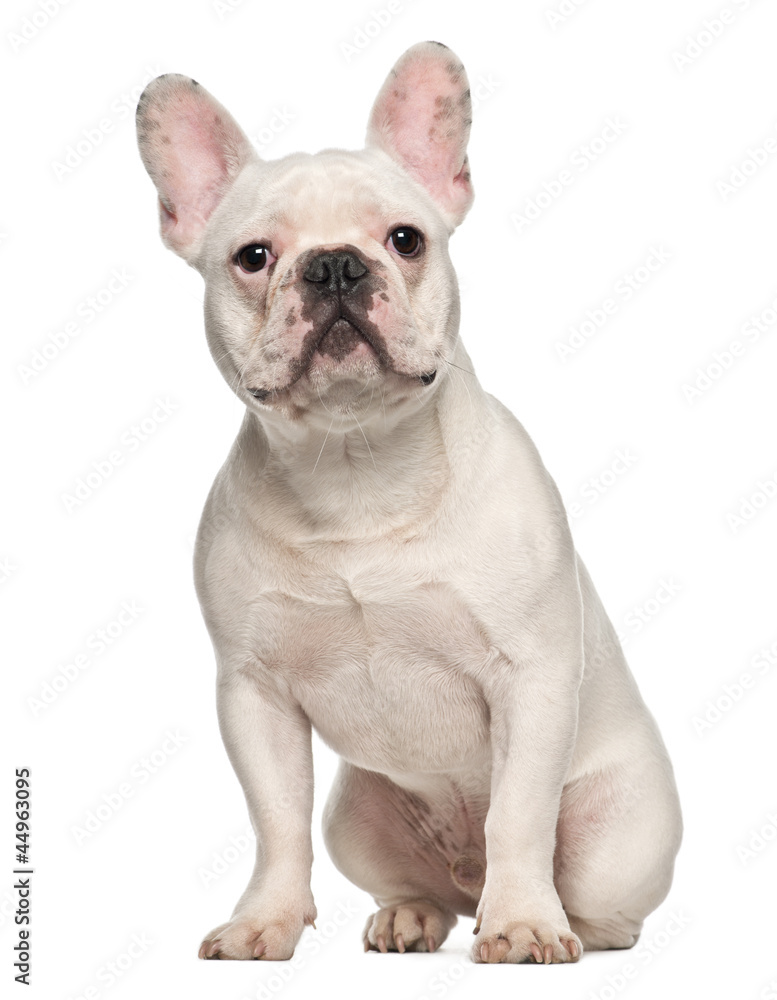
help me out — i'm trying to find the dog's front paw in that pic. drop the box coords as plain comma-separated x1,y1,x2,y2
363,900,456,953
472,914,581,964
199,904,316,960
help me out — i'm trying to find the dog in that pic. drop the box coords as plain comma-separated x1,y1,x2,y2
136,41,682,964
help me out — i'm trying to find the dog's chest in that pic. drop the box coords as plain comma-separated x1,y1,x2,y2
256,571,493,774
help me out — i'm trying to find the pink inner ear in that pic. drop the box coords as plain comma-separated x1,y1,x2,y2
138,76,254,254
370,51,472,220
157,97,238,233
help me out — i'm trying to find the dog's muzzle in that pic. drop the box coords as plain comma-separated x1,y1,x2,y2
246,248,436,400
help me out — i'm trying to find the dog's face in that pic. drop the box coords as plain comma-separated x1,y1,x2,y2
197,148,457,425
137,43,474,428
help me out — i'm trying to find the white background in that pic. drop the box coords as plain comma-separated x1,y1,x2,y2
3,0,777,998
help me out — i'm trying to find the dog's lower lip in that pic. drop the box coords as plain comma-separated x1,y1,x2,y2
248,388,270,401
327,316,362,338
326,316,369,341
310,317,379,364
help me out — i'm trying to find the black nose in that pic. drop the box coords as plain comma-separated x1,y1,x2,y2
303,250,368,294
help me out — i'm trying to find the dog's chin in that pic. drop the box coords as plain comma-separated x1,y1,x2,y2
297,348,385,414
283,321,385,414
308,330,382,381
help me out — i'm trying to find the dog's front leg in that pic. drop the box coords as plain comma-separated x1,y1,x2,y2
473,581,584,965
199,667,316,960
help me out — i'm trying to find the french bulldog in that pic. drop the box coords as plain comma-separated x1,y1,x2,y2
136,41,682,964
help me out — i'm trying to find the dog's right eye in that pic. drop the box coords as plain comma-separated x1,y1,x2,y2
236,244,275,273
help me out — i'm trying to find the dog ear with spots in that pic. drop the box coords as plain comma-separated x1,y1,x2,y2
136,74,257,262
366,41,474,229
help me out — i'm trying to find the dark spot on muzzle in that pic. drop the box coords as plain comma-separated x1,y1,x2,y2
295,245,393,370
317,318,365,361
250,244,428,399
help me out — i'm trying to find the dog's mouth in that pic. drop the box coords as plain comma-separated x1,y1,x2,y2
245,313,385,403
313,315,381,364
245,305,436,404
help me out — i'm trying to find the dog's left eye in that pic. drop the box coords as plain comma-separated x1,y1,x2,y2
387,226,422,257
236,244,275,273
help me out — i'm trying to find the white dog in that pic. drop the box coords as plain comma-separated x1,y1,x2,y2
136,41,682,964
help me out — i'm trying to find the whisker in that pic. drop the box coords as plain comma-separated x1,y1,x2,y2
312,415,335,474
352,412,377,471
445,360,476,377
231,357,250,395
445,358,473,410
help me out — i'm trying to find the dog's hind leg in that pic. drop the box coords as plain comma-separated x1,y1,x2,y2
322,761,486,952
553,752,683,952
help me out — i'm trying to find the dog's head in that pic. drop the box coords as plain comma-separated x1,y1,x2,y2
136,42,473,428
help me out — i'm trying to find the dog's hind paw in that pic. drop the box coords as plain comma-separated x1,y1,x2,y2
363,900,456,953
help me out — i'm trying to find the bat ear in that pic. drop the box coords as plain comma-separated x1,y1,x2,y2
136,74,257,262
366,41,474,229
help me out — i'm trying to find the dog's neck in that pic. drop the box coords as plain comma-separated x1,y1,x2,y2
231,346,483,541
234,391,447,541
